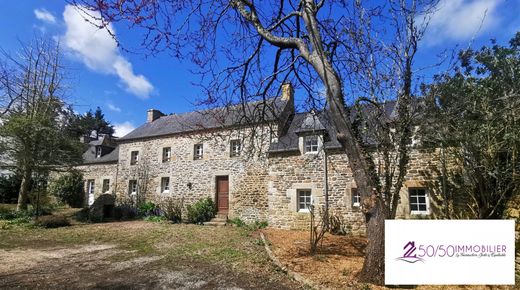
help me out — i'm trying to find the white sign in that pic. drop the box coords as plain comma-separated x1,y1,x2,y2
385,220,515,285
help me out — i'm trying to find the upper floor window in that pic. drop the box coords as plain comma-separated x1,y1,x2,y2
297,189,312,212
130,151,139,165
87,180,95,194
161,177,170,193
194,144,203,160
96,146,102,158
128,180,138,195
162,147,171,162
409,188,429,215
351,188,361,208
304,135,319,153
102,179,110,194
230,140,241,157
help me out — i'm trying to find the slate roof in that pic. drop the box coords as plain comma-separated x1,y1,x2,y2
82,146,119,164
119,98,289,141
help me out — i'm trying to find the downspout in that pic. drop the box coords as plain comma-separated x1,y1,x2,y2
323,144,329,229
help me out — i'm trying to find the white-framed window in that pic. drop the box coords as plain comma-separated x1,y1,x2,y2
130,151,139,165
162,147,171,162
102,179,110,194
87,180,95,194
297,189,312,212
352,188,361,208
304,135,319,153
96,146,102,158
194,144,203,160
128,180,138,195
230,139,241,157
409,188,429,215
161,177,170,193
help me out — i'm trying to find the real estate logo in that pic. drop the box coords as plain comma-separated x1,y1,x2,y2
396,241,424,263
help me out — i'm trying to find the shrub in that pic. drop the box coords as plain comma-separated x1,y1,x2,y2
158,197,184,223
143,215,166,222
0,175,21,204
138,201,160,217
228,217,246,227
0,207,34,220
229,218,268,231
48,171,84,207
28,189,56,216
186,197,216,224
34,215,70,228
114,204,138,220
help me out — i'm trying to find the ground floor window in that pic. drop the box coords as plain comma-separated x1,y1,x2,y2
161,177,170,193
297,189,312,212
102,179,110,194
128,180,138,195
87,180,95,194
409,188,429,215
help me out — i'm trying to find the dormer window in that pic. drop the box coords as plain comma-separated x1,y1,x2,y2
304,135,319,153
162,147,171,162
130,151,139,165
230,140,241,157
96,146,102,158
194,144,203,160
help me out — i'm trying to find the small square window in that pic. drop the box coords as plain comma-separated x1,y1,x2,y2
130,151,139,165
129,180,138,195
102,179,110,194
161,177,170,193
162,147,171,162
409,188,429,215
96,146,102,158
297,190,312,212
352,188,361,208
194,144,203,160
304,136,319,153
230,140,241,157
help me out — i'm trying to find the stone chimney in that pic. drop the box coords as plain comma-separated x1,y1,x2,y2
281,82,294,102
147,109,165,123
79,135,91,144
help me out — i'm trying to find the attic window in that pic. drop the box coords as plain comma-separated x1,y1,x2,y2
96,146,102,158
130,151,139,165
230,140,241,157
304,135,319,153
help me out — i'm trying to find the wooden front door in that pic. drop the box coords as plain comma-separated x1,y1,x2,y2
216,176,229,213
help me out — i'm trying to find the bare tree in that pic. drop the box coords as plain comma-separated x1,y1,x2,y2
71,0,440,284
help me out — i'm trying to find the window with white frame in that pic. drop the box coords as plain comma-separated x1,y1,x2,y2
351,188,361,208
194,144,203,160
87,180,95,194
102,179,110,193
409,188,429,214
304,135,319,153
128,180,138,195
161,177,170,193
96,146,102,158
162,147,171,162
230,139,241,157
297,189,312,212
130,151,139,165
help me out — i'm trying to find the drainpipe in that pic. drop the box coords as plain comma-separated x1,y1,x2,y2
323,146,329,229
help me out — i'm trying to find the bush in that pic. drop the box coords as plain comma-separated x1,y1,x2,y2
48,171,84,207
158,197,184,223
229,218,268,231
114,204,138,220
0,174,22,204
186,197,216,224
34,215,70,228
143,215,166,222
138,201,161,217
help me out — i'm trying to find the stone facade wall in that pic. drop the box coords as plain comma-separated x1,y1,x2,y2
75,163,118,207
114,126,274,222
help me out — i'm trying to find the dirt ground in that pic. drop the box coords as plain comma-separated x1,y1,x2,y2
262,229,517,290
0,221,304,289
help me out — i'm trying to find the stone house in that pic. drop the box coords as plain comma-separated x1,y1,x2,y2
77,84,442,234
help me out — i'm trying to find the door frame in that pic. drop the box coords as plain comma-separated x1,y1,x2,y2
215,175,229,213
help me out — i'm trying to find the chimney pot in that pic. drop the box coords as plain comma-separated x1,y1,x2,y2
281,82,294,102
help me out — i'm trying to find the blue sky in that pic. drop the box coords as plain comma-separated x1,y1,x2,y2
1,0,519,137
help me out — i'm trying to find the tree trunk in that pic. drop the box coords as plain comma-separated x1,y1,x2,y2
16,168,32,211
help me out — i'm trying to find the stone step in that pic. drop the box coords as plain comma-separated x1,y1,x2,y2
210,217,227,223
215,213,228,219
204,221,227,227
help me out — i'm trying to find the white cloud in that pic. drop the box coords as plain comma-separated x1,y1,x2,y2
107,103,121,112
421,0,502,46
113,121,135,137
61,5,154,99
34,8,56,24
